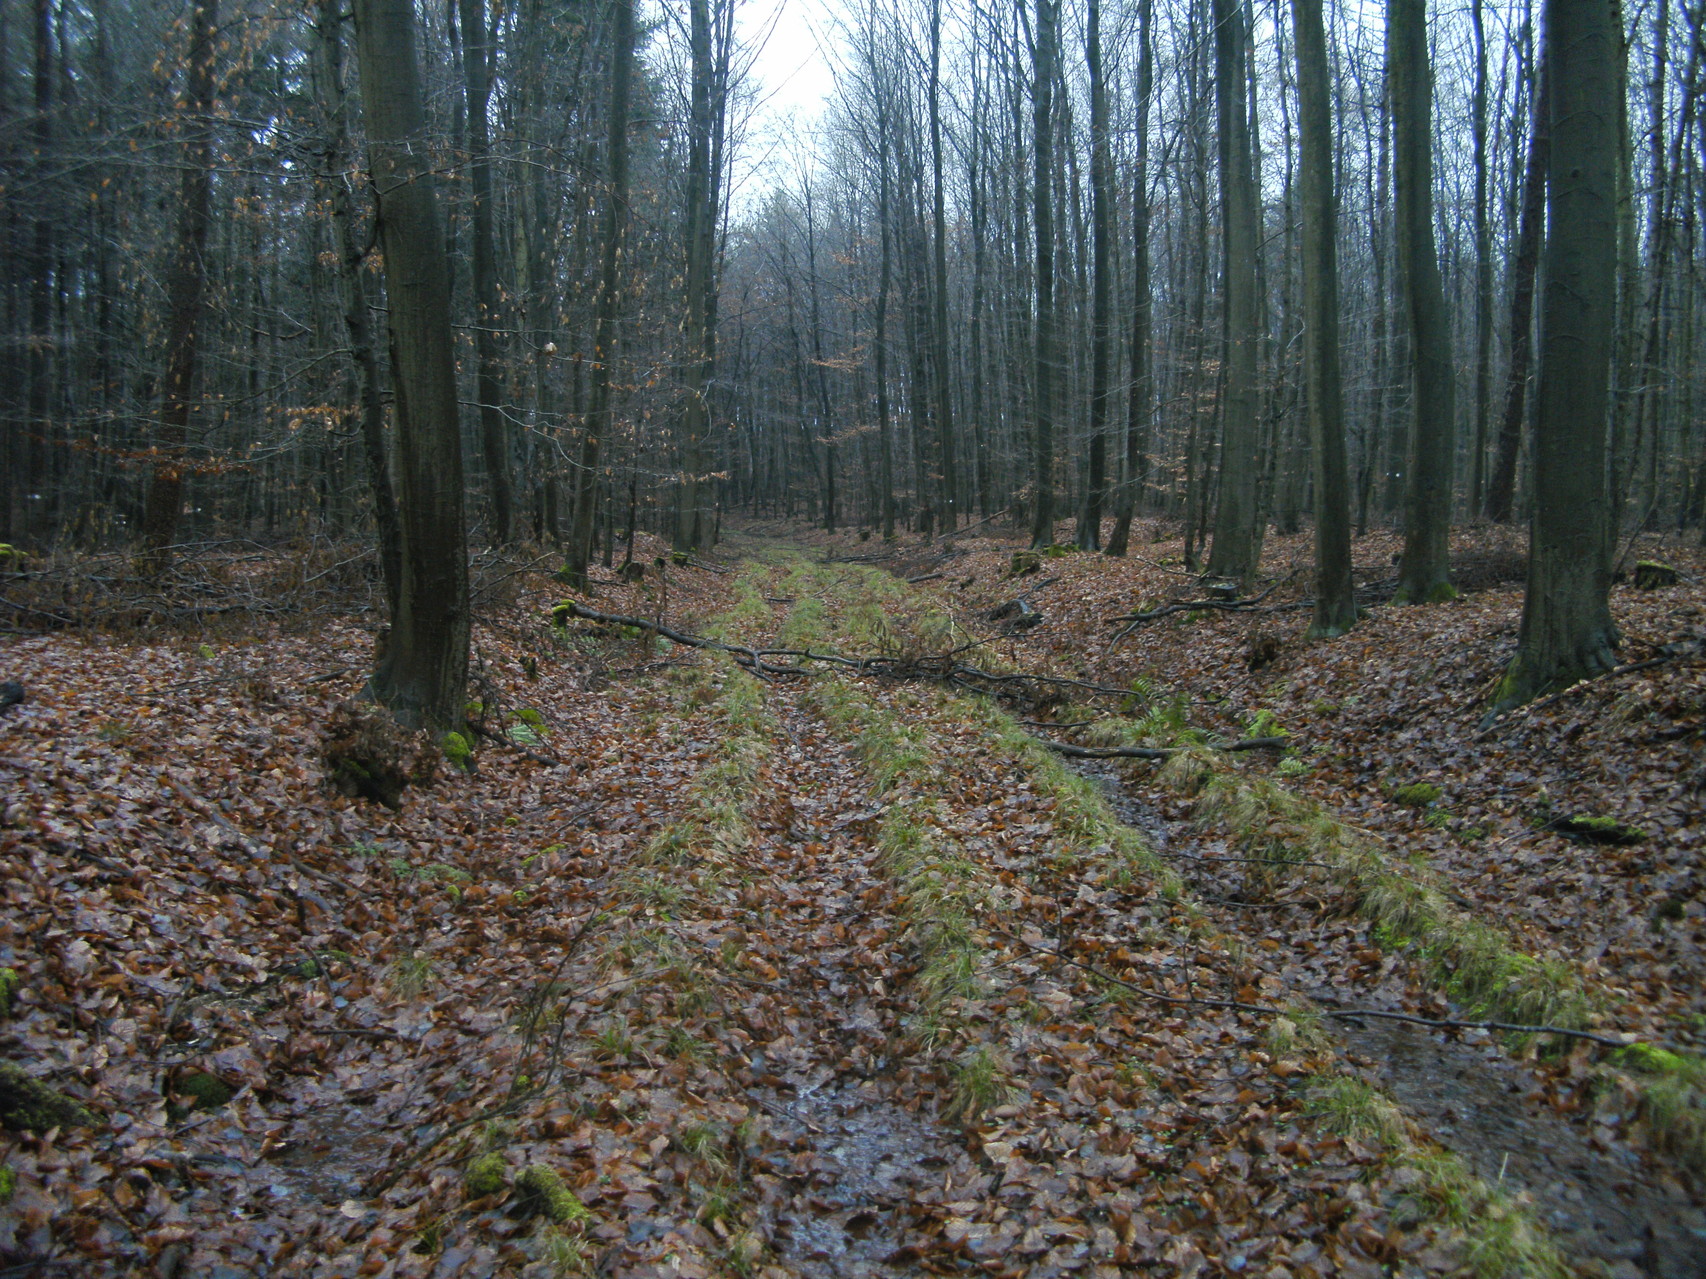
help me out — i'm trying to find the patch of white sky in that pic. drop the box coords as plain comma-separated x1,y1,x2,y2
727,0,843,212
711,0,1508,217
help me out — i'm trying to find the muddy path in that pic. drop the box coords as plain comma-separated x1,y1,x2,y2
9,539,1702,1277
1080,758,1706,1278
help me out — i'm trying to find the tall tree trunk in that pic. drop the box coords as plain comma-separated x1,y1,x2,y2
1484,64,1550,523
928,0,956,529
1076,0,1111,551
1029,0,1058,548
316,0,402,617
1494,0,1620,710
876,115,896,540
353,0,470,730
457,0,513,545
139,0,216,575
1206,0,1263,580
1105,0,1154,558
676,0,716,552
565,0,633,590
1294,0,1356,637
1470,0,1493,516
1389,0,1457,602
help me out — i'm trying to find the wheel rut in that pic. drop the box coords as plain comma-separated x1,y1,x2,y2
1078,756,1706,1278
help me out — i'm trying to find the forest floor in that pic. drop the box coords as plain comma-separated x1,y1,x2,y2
1,520,1703,1279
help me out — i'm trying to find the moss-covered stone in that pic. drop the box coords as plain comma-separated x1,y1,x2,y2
1616,1043,1695,1076
0,1165,14,1201
515,1165,590,1224
0,968,18,1019
1555,815,1646,845
0,1061,95,1130
1634,560,1679,589
442,731,473,771
175,1070,234,1111
1391,782,1442,808
1007,551,1042,578
465,1151,508,1198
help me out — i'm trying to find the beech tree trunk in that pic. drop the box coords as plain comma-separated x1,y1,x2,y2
1206,0,1263,580
1494,0,1620,710
1076,0,1111,551
138,0,215,575
675,0,716,552
1389,0,1457,603
1029,0,1058,549
565,0,633,591
1105,0,1154,559
316,0,401,618
1294,0,1356,638
353,0,470,730
1484,64,1550,524
458,0,513,545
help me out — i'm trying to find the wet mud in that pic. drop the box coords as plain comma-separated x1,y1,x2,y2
1081,758,1706,1278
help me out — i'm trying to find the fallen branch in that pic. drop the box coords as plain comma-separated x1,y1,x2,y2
549,599,1151,699
1035,734,1289,760
1107,574,1296,637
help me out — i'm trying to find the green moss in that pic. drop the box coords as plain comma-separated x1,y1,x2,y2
516,1165,590,1224
176,1070,234,1111
465,1151,508,1198
442,731,472,770
0,1166,13,1201
1007,551,1041,577
1555,815,1646,844
0,1062,95,1130
1394,580,1460,605
0,968,18,1018
1391,782,1442,808
1616,1043,1697,1077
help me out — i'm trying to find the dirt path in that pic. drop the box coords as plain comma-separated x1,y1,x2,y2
1087,760,1706,1279
3,538,1703,1277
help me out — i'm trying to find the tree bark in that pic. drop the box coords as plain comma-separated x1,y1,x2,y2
1206,0,1263,580
353,0,470,731
138,0,216,575
1494,0,1620,710
1076,0,1111,551
1293,0,1356,638
1389,0,1456,603
457,0,513,546
1484,63,1550,524
928,0,956,529
565,0,633,590
1029,0,1058,549
675,0,717,552
315,0,401,618
1105,0,1154,559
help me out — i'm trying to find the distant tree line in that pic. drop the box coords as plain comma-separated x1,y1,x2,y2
0,0,1684,707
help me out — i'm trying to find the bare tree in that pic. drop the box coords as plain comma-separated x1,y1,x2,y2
1294,0,1356,636
1389,0,1456,602
353,0,470,729
1494,0,1621,709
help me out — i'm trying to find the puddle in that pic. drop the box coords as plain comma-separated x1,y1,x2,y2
260,1104,402,1205
753,1081,957,1278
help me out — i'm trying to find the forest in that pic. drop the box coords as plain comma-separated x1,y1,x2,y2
1,0,1704,1274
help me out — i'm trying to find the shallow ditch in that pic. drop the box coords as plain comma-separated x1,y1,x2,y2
1076,758,1706,1278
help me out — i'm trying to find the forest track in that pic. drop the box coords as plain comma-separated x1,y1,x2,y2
1078,758,1706,1279
3,534,1702,1277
